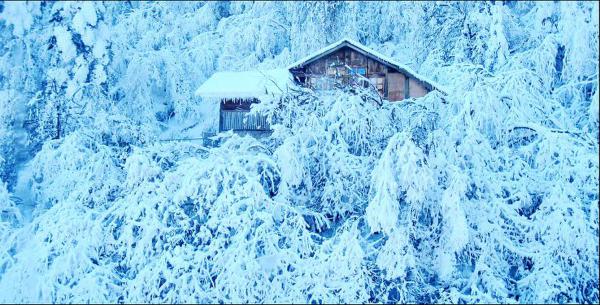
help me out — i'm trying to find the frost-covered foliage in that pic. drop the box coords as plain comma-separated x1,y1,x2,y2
0,1,598,303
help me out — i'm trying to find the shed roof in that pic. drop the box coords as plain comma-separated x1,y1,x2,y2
195,69,293,100
288,38,446,93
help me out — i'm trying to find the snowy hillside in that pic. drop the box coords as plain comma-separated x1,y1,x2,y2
0,1,598,303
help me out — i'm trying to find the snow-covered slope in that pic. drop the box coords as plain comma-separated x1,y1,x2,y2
0,1,598,303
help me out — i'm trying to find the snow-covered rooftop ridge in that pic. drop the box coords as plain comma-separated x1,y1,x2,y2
287,38,447,94
195,69,293,100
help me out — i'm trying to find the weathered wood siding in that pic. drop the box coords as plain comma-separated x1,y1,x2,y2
387,72,406,101
218,98,270,132
409,78,428,98
296,46,430,101
220,110,270,131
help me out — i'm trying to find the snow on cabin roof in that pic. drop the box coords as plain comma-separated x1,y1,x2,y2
287,38,447,94
195,69,293,100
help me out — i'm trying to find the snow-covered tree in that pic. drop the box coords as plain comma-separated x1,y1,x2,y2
0,1,597,303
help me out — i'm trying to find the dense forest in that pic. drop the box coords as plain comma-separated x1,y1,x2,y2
0,1,598,303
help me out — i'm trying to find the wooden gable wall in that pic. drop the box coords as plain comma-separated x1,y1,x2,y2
292,46,430,102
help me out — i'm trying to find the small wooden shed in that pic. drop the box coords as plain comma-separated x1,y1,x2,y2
195,69,292,132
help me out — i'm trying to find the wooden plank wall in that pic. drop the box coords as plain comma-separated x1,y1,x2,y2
300,46,430,101
387,72,406,101
408,78,428,98
220,110,270,131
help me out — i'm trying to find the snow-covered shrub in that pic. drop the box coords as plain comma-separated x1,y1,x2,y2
84,136,299,303
267,88,399,222
0,186,118,303
26,132,125,213
0,89,28,185
297,220,372,304
0,180,20,240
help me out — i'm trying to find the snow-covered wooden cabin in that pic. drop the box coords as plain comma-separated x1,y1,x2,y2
196,38,443,132
288,38,443,101
195,69,292,132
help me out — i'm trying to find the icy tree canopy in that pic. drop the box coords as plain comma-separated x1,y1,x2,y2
0,1,598,304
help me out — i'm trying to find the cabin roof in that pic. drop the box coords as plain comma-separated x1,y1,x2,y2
195,69,293,100
287,38,446,93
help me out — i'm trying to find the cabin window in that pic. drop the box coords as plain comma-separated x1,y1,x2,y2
349,67,366,76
